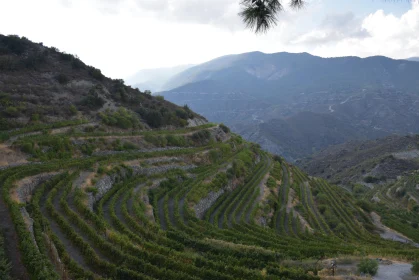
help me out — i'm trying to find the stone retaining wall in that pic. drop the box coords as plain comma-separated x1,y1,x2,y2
194,189,225,219
16,172,59,203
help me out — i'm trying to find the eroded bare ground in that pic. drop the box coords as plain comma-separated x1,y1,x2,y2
0,144,28,167
73,171,96,189
371,212,419,247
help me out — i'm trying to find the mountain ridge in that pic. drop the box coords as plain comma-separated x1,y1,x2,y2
161,51,419,161
126,64,194,92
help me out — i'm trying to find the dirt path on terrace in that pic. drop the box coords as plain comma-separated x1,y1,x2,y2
374,262,415,280
371,212,419,247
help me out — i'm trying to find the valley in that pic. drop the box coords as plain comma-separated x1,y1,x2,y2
161,52,419,161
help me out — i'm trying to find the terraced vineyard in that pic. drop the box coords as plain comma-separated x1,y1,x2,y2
1,120,419,280
1,35,419,279
363,172,419,245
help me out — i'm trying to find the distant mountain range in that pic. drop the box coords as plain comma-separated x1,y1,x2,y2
160,51,419,161
408,57,419,62
126,64,194,92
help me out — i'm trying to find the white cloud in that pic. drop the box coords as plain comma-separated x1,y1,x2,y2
298,2,419,59
0,0,418,81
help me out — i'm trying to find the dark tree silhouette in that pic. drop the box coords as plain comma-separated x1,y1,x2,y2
239,0,305,33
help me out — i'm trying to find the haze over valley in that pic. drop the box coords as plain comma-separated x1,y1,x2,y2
159,51,419,161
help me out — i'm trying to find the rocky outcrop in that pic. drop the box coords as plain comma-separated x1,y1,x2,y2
209,126,230,142
187,118,207,127
194,189,225,219
371,193,381,203
87,168,129,210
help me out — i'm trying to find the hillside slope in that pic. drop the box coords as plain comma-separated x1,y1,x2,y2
300,135,419,187
0,34,203,133
161,51,419,161
239,111,386,161
0,35,418,280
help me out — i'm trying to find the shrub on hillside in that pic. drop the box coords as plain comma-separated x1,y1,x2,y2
99,108,141,129
144,134,168,147
0,132,9,142
356,200,374,213
267,177,276,189
191,130,211,144
59,52,74,62
88,66,104,80
0,35,29,55
22,51,47,69
166,135,187,147
353,184,366,194
219,123,230,133
363,176,379,184
85,187,98,194
209,149,221,163
137,106,189,128
55,73,69,84
139,109,163,128
175,108,189,120
357,258,378,276
69,104,78,115
71,57,84,69
80,89,105,109
4,106,19,117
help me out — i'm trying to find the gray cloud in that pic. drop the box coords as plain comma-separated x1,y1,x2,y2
291,11,370,45
81,0,242,29
135,0,169,11
321,12,356,28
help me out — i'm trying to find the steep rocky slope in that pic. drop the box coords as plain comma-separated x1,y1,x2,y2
0,34,204,132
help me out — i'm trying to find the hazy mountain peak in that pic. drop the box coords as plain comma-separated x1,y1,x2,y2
126,64,194,92
162,51,419,161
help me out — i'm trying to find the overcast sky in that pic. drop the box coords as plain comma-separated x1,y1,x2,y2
1,0,418,79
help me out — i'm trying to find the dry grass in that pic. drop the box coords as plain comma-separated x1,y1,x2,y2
83,172,97,189
0,143,28,167
205,238,274,254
